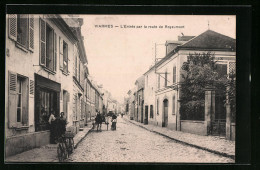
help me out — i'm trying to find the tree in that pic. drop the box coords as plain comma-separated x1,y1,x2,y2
180,52,228,120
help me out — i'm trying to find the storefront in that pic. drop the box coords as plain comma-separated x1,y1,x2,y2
34,74,61,132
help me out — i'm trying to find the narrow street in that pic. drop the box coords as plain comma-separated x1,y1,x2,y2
67,117,234,163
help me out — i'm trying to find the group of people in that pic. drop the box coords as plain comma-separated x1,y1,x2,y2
49,111,67,144
95,111,117,131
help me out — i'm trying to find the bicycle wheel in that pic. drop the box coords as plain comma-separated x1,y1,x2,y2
68,138,74,153
62,142,68,160
57,144,64,162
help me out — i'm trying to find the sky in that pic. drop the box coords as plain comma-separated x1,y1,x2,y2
80,15,236,103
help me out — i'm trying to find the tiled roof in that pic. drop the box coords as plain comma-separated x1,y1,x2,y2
181,30,236,51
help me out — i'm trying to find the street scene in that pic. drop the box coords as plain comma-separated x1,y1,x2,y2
5,14,236,163
67,117,233,162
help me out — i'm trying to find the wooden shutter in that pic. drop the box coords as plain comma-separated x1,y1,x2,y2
59,37,63,70
39,18,46,65
8,14,17,41
54,33,57,72
29,79,34,96
173,66,176,83
29,15,34,51
8,71,17,128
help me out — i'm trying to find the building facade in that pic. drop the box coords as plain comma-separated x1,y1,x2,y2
154,30,236,139
5,14,81,157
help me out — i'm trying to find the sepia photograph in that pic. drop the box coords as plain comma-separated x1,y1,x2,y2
5,13,237,163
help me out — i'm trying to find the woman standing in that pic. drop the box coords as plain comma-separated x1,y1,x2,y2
48,111,56,144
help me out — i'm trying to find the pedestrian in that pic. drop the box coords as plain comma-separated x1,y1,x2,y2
111,113,117,130
48,111,56,144
60,112,67,136
95,111,102,132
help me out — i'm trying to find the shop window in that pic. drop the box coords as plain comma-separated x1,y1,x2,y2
8,14,34,51
8,71,29,128
35,88,58,131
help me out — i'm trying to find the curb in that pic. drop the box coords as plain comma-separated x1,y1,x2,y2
74,128,92,149
124,118,235,160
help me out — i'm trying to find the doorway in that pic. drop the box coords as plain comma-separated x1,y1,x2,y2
162,99,168,127
144,105,148,124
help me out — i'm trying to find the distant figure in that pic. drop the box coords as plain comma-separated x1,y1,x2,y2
111,114,117,130
95,112,102,132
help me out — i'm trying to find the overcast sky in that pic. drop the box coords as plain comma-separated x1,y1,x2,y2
80,15,236,103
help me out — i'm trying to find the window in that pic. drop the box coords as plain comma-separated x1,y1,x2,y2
40,18,56,72
216,64,227,78
63,41,68,73
172,95,176,115
8,71,29,128
173,66,176,84
8,14,34,51
165,72,167,87
59,36,69,74
150,105,154,118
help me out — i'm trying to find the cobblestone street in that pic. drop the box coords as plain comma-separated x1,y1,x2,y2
67,117,234,163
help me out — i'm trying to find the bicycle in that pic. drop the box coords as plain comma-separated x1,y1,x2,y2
57,131,75,162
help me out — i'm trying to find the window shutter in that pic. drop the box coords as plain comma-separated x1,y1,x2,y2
8,71,17,128
59,37,63,70
29,15,34,51
39,18,46,66
8,14,17,41
29,79,34,95
54,33,57,72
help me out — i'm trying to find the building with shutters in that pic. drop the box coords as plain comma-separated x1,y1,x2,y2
141,30,236,139
63,16,89,132
5,14,88,157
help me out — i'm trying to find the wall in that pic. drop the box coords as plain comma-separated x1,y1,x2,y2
180,120,207,135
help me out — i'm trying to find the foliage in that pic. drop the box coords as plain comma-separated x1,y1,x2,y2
180,52,228,120
227,71,236,122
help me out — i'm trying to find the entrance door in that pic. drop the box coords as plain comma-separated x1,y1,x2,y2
163,99,168,127
145,105,148,124
141,100,144,123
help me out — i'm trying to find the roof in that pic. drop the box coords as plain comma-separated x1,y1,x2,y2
181,30,236,51
143,30,236,75
135,76,145,91
49,15,78,43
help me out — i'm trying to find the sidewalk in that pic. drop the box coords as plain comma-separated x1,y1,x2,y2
5,126,92,162
124,118,235,160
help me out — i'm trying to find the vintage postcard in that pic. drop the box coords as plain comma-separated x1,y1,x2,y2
5,14,236,163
